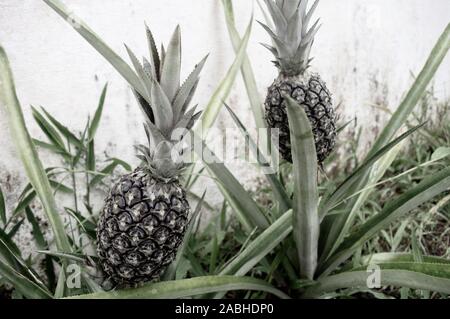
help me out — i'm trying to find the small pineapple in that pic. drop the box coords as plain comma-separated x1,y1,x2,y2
260,0,336,163
97,24,207,286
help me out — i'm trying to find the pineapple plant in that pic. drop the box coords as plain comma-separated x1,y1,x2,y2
96,25,207,286
260,0,336,163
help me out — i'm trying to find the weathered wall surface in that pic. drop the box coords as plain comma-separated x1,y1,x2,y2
0,0,449,211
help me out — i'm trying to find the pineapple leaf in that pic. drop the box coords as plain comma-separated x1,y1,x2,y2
304,0,320,36
124,44,152,101
160,44,166,72
263,0,287,34
67,275,290,299
174,104,198,132
150,79,174,135
287,5,302,49
160,25,181,102
173,54,208,122
305,262,450,298
285,94,319,280
132,89,155,124
280,0,302,19
302,18,321,46
224,102,291,214
257,20,289,58
212,208,293,298
186,110,202,131
260,42,279,57
192,133,269,231
145,22,160,80
366,24,450,158
357,252,450,267
43,0,147,100
144,120,166,149
219,209,292,277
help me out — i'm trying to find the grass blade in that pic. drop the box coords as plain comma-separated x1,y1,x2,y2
0,260,51,299
285,95,319,279
366,24,450,160
31,106,66,152
220,209,292,276
0,186,6,225
0,47,72,253
40,106,84,149
89,83,108,140
89,158,131,187
320,123,425,216
318,124,425,262
318,167,450,277
25,207,56,289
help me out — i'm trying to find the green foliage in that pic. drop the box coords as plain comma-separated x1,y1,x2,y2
0,0,449,300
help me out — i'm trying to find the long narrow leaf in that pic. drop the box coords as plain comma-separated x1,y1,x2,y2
88,83,108,140
67,275,290,299
285,95,319,280
318,167,450,277
221,0,266,129
163,190,206,280
319,24,449,265
0,260,51,299
220,209,292,276
43,0,148,100
198,16,253,132
0,47,71,253
225,103,291,214
40,107,84,149
304,262,450,298
366,24,450,160
193,133,269,231
0,186,5,225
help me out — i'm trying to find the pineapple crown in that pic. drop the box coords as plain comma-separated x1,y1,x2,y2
126,24,208,182
259,0,320,76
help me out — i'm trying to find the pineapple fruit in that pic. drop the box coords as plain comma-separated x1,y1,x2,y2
96,25,206,286
261,0,336,163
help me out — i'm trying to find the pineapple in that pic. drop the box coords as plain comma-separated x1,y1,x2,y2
96,25,206,286
261,0,336,163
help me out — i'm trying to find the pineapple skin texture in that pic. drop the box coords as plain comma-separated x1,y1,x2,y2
265,73,337,163
96,168,189,286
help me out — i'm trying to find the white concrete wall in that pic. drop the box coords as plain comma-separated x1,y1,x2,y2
0,0,449,205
